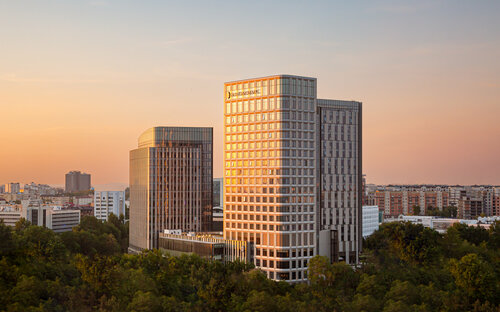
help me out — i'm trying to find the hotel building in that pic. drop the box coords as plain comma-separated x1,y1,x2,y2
223,75,362,282
129,127,213,251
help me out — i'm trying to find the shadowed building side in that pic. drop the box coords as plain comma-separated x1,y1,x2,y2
317,100,362,264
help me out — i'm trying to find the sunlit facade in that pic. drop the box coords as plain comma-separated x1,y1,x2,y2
224,75,317,282
129,127,213,251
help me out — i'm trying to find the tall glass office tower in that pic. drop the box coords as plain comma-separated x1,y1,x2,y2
224,75,362,282
224,75,318,281
129,127,213,251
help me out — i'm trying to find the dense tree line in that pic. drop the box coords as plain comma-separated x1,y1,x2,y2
0,216,498,311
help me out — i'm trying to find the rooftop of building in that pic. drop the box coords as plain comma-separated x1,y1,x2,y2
317,98,362,107
137,126,213,148
224,74,317,84
67,171,89,175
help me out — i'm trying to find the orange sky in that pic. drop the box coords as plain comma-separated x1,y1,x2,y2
1,1,499,186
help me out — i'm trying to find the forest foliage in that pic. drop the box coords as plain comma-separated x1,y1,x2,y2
0,215,498,311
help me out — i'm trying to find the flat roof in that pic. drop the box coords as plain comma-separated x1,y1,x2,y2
225,74,317,84
159,235,225,245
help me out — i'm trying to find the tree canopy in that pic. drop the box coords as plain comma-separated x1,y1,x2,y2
0,218,498,311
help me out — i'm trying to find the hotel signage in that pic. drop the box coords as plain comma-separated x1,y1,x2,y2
226,88,261,100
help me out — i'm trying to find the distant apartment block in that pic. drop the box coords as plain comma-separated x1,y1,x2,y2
4,183,21,194
94,191,125,221
448,187,467,207
458,197,484,219
481,189,498,217
362,205,379,238
363,184,500,219
375,188,449,217
0,200,80,232
129,127,213,251
65,171,91,193
493,196,500,216
22,183,61,196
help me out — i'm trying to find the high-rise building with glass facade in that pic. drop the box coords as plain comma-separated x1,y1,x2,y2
224,75,318,282
223,75,362,282
129,127,213,251
317,100,362,264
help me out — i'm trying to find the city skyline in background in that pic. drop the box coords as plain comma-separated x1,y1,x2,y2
1,0,499,186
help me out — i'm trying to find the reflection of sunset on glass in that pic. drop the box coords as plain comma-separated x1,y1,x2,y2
1,1,499,186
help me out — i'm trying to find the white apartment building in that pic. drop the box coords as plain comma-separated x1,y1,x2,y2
0,200,79,232
362,205,379,238
94,191,125,221
46,208,81,233
0,206,22,226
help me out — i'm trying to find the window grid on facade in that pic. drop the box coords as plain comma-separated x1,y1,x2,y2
130,127,213,251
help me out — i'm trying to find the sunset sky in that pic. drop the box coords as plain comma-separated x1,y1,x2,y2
1,0,499,187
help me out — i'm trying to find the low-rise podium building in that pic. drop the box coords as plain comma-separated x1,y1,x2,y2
158,231,252,263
